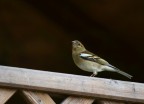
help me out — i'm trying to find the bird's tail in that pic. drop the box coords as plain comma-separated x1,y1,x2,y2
116,70,133,79
108,64,133,79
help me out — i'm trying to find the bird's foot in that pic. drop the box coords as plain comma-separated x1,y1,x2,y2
90,74,96,77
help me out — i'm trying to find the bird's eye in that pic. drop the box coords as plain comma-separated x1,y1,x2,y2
78,43,82,47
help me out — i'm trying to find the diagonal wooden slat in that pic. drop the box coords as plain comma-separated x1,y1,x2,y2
0,65,144,103
0,88,16,104
21,90,56,104
61,96,95,104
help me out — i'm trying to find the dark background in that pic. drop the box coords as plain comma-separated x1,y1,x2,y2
0,0,144,103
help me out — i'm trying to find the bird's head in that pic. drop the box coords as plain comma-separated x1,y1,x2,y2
72,40,86,53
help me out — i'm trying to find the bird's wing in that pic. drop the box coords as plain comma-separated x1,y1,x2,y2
80,51,109,65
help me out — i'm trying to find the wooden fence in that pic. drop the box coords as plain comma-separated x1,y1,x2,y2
0,65,143,104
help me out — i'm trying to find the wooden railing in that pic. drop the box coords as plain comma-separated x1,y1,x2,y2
0,65,143,104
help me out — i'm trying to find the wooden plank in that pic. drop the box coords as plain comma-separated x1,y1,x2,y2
98,100,125,104
21,90,55,104
61,96,95,104
0,65,143,103
0,88,16,103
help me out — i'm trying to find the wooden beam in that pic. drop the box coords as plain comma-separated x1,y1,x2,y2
0,88,16,103
98,100,125,104
21,90,55,104
61,96,95,104
0,65,143,103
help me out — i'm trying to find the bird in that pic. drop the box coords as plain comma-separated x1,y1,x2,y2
72,40,133,79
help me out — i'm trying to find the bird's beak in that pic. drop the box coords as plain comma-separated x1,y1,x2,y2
72,40,77,44
72,41,75,44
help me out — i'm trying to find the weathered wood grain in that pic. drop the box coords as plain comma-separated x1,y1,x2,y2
0,88,16,104
98,100,125,104
61,96,95,104
21,90,55,104
0,65,143,103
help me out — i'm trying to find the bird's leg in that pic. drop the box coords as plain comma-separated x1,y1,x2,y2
90,74,95,77
90,72,97,77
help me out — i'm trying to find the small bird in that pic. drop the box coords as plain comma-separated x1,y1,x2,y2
72,40,133,79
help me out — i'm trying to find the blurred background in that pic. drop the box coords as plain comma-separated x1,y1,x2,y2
0,0,144,103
